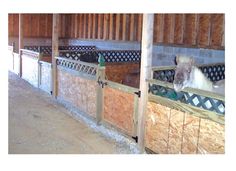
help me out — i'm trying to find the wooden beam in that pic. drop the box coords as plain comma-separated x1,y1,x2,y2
52,14,59,98
109,14,114,40
97,14,103,39
19,14,24,77
92,14,97,39
137,14,142,42
115,14,120,40
79,14,83,38
129,14,135,41
74,14,78,38
137,14,154,153
170,14,175,43
103,14,109,40
221,14,225,47
122,14,127,41
83,14,87,39
88,14,92,39
96,66,105,124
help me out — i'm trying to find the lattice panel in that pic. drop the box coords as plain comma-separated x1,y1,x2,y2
39,46,52,55
24,46,96,56
153,69,175,83
59,46,96,51
24,46,52,56
56,58,97,76
24,46,40,52
99,50,141,62
58,50,141,63
59,51,83,61
199,65,225,82
149,84,225,115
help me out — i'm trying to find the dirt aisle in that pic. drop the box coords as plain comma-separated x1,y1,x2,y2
8,72,138,154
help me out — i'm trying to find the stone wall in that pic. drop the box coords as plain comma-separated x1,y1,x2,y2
145,101,225,154
57,68,97,118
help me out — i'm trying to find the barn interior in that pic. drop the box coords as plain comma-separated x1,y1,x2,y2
8,13,225,154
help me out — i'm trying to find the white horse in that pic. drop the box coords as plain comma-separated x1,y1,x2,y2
173,55,225,96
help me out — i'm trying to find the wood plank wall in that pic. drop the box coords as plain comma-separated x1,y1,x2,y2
8,13,225,49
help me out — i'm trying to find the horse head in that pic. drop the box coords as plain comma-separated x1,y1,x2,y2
173,55,195,92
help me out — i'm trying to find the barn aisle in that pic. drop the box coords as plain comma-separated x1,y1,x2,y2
8,71,137,154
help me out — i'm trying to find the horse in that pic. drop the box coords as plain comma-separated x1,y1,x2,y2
173,55,225,96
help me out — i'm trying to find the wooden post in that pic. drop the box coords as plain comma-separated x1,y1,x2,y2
137,14,154,153
96,66,105,124
52,14,59,98
19,14,24,77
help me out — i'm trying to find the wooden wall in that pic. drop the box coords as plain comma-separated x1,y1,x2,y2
8,14,52,38
8,13,225,49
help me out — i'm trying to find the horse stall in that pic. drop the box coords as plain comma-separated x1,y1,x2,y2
145,63,225,154
56,50,141,137
8,13,225,154
56,57,98,118
101,51,141,137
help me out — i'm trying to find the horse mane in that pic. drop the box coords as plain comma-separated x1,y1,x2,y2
189,66,213,91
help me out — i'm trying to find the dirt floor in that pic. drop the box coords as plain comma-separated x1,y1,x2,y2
8,71,139,154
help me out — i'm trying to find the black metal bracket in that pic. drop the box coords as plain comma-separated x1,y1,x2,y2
134,90,141,98
132,136,138,143
97,76,108,88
